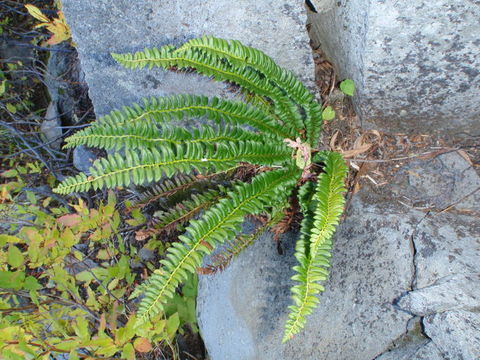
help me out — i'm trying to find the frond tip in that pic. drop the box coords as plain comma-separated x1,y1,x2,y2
283,152,347,342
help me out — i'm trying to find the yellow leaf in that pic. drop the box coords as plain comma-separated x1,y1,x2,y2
25,4,50,23
33,23,49,29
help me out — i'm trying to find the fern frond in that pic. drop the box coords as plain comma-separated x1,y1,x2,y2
112,48,302,137
54,142,292,195
138,186,228,240
64,122,273,150
199,205,286,274
283,152,347,342
136,168,300,323
96,94,291,139
305,102,323,148
176,36,315,107
175,36,322,146
130,169,237,211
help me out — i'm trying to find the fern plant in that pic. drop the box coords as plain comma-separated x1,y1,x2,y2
53,36,348,342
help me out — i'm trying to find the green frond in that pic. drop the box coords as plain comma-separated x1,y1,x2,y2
151,186,228,234
130,173,201,209
54,36,346,343
283,152,347,342
112,48,302,138
64,122,274,150
175,36,322,146
305,101,323,148
53,142,292,195
136,168,300,323
200,204,287,274
175,36,315,107
130,166,241,211
95,94,291,139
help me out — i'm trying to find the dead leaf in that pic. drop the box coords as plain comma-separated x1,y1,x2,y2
329,130,341,150
341,143,372,158
57,214,81,227
456,150,473,165
135,229,151,241
134,337,153,353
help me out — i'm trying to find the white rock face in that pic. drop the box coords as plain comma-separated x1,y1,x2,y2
307,0,336,14
398,274,480,316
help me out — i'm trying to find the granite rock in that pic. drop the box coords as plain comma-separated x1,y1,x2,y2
61,0,315,117
72,145,98,174
398,274,480,316
40,101,62,149
197,192,415,360
412,213,480,289
410,341,446,360
307,0,335,14
392,151,480,211
423,311,480,360
308,0,480,135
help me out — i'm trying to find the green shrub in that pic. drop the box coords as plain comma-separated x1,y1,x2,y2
0,166,196,359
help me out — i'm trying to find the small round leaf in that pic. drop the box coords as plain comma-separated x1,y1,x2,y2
322,106,336,121
340,79,356,96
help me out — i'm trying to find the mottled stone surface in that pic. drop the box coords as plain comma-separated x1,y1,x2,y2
308,1,480,134
398,274,480,316
72,145,98,174
307,0,335,13
389,151,480,360
411,341,446,360
61,0,314,117
424,311,480,360
392,152,480,211
197,192,415,360
381,311,480,360
411,213,480,289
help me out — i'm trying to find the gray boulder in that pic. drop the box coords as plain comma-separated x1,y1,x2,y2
423,311,480,360
308,0,480,135
380,152,480,360
392,151,480,212
398,274,480,316
72,145,98,174
307,0,336,14
61,0,315,117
